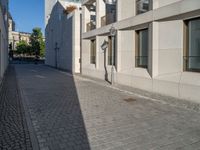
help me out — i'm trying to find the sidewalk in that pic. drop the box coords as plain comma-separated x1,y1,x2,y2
77,74,200,113
0,65,32,150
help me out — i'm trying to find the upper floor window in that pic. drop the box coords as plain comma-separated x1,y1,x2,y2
86,2,96,32
136,0,151,15
184,18,200,72
101,1,116,27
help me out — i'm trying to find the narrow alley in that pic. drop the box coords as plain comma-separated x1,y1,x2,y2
1,64,200,150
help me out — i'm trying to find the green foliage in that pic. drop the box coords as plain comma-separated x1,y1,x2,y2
15,27,45,58
40,40,45,57
30,27,45,57
16,40,30,55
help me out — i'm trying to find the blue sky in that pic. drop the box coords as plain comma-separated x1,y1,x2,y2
9,0,44,34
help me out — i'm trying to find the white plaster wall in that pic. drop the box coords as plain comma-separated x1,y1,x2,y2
155,0,182,8
45,2,81,73
72,10,81,73
0,3,8,78
117,0,135,21
118,30,135,73
157,20,183,75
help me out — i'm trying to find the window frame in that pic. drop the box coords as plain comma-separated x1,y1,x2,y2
183,17,200,73
135,28,149,69
135,0,152,15
90,39,96,64
107,36,116,66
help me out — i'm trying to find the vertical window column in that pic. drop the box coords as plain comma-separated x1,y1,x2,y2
135,28,149,68
108,36,116,66
184,18,200,72
90,39,96,64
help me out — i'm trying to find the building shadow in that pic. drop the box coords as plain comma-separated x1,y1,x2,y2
15,64,91,150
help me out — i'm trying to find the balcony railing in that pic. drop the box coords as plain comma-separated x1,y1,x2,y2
135,56,148,68
101,13,116,27
87,21,96,32
183,56,200,72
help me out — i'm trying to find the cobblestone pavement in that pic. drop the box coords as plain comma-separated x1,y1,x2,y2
14,64,200,150
0,66,32,150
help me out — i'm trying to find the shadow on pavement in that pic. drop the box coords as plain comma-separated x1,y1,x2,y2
15,64,91,150
10,57,45,64
0,65,32,149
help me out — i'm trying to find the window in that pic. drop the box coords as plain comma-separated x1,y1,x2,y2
90,39,96,64
184,18,200,72
135,29,148,68
136,0,151,15
108,36,116,66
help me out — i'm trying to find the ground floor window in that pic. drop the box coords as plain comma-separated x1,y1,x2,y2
184,17,200,72
90,39,96,64
108,36,116,66
135,28,148,68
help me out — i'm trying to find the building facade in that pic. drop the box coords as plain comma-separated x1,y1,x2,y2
0,0,9,78
9,31,31,51
45,0,81,26
81,0,200,102
45,0,81,73
8,12,15,50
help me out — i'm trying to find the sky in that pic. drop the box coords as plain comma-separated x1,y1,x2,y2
9,0,44,34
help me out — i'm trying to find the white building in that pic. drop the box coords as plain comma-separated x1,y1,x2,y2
0,0,9,78
8,12,15,49
9,31,31,50
81,0,200,102
45,0,81,26
45,0,81,73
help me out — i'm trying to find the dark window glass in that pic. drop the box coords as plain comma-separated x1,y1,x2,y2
90,39,96,64
108,36,116,65
136,29,148,68
184,18,200,71
136,0,150,15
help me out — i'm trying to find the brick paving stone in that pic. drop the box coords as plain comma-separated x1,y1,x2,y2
0,66,32,150
15,64,200,150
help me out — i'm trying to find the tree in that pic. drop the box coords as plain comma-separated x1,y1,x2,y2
16,40,30,55
30,27,45,57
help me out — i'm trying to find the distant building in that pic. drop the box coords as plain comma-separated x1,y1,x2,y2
8,12,15,48
0,0,9,78
8,12,31,51
10,31,31,50
45,0,81,73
